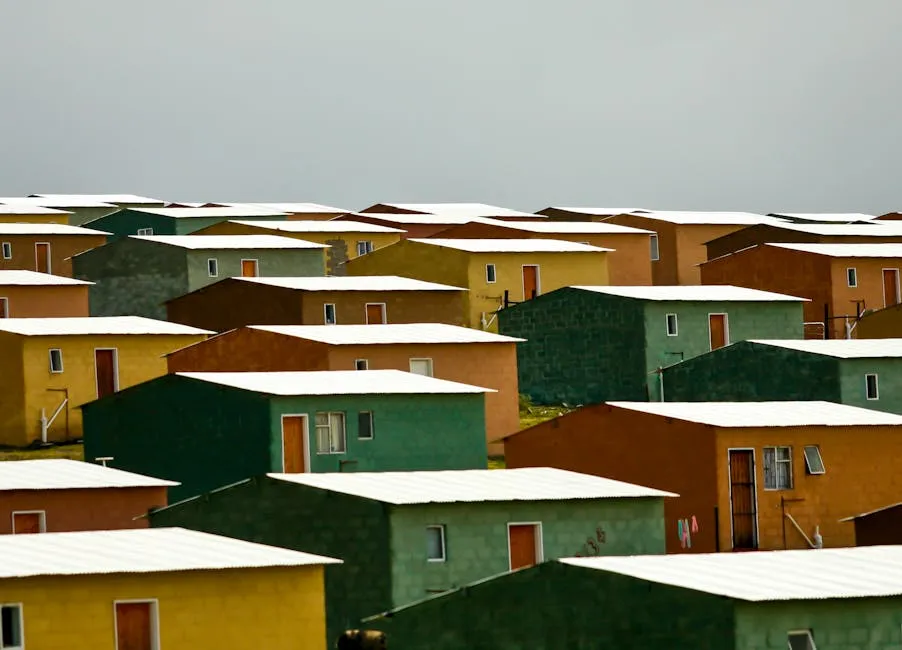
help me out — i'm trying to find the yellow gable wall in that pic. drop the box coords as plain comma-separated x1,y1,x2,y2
0,333,26,446
345,240,472,290
5,565,327,650
15,333,208,447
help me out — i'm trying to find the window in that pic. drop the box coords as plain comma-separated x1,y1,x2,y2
1,604,23,650
787,630,816,650
803,445,825,475
649,234,660,261
315,412,346,454
426,525,446,562
866,374,879,400
665,313,678,336
763,446,793,490
354,359,368,371
1,243,10,259
49,348,63,373
358,411,374,439
324,303,337,325
356,241,374,256
847,267,858,288
409,358,434,377
207,258,218,277
485,263,497,283
136,227,153,236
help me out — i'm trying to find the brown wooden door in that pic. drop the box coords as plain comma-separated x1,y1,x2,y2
35,242,51,274
12,512,43,534
95,349,118,398
116,602,153,650
0,298,7,318
241,259,259,277
508,524,539,570
728,450,758,550
522,265,539,300
709,314,728,350
282,416,306,473
884,269,900,307
365,303,386,324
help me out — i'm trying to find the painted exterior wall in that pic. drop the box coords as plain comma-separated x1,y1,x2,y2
0,486,168,533
0,233,107,277
6,565,327,650
705,224,902,260
388,497,666,606
87,209,288,239
829,256,902,319
0,285,89,317
839,358,902,413
849,505,902,545
299,289,468,328
340,213,454,239
184,247,326,290
0,213,68,225
60,205,120,226
857,303,902,338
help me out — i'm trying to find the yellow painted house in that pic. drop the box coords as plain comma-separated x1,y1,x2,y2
0,204,71,225
345,238,610,330
0,316,211,447
0,526,340,650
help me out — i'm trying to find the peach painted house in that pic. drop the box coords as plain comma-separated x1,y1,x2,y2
0,271,92,318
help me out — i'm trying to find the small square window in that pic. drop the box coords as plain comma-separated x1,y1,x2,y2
1,603,23,650
356,241,374,256
649,234,660,261
355,359,368,371
49,348,63,373
485,264,497,283
136,227,154,236
763,446,793,490
1,243,11,259
358,411,374,440
324,303,337,325
803,445,825,475
426,525,446,562
866,374,879,400
665,313,678,336
207,258,218,277
846,267,858,288
787,630,816,650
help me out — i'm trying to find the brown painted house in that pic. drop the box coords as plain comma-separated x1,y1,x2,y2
840,502,902,546
701,243,902,339
501,401,902,555
0,223,109,277
0,271,92,318
166,323,523,450
359,202,543,220
335,212,480,239
0,459,176,534
166,275,468,332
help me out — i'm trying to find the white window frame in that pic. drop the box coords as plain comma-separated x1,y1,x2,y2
665,313,678,337
409,357,434,377
506,521,544,571
787,629,816,650
866,373,879,400
763,446,793,491
0,603,24,650
11,510,46,534
358,411,374,440
113,599,160,650
485,263,497,283
356,240,374,256
0,298,7,319
354,359,368,371
324,303,337,325
846,267,858,288
1,242,10,259
426,525,446,562
315,411,347,455
48,348,63,373
649,234,660,261
136,227,154,236
365,302,387,324
206,258,218,277
803,445,825,475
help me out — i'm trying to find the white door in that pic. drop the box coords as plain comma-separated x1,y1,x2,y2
409,358,434,377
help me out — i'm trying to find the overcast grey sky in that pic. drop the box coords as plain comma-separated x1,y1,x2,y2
1,1,899,212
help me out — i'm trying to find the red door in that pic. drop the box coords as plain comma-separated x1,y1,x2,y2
95,349,118,398
116,602,153,650
884,269,900,307
12,512,43,534
709,314,728,350
365,303,386,324
729,450,758,550
508,524,539,570
0,298,7,318
522,266,539,300
35,242,51,274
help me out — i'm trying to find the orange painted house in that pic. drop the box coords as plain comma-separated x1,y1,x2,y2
501,401,902,554
701,243,902,338
0,223,109,276
166,323,523,450
0,271,92,318
359,202,543,220
0,459,176,534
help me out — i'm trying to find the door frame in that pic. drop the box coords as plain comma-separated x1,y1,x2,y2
34,241,51,274
240,258,259,277
11,510,46,534
113,599,160,650
521,264,541,300
0,296,7,318
280,413,310,473
726,447,759,551
883,268,901,307
506,521,544,571
93,347,120,397
365,302,387,324
707,312,730,350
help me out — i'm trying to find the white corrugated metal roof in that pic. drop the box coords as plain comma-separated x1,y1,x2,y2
0,204,70,215
131,235,327,250
749,222,902,236
177,369,493,395
227,219,404,234
32,194,165,205
268,467,675,504
570,285,808,302
410,238,610,253
606,401,902,427
839,502,902,521
0,223,110,235
0,527,340,578
469,217,654,235
561,545,902,601
635,211,784,225
351,213,484,225
235,275,465,291
750,338,902,359
769,212,877,223
0,196,119,208
0,459,177,490
0,271,93,286
220,202,348,213
0,316,212,337
543,207,652,216
767,243,902,258
129,207,288,218
250,323,524,344
372,203,539,218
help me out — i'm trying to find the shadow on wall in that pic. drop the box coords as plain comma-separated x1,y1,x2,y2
326,239,349,276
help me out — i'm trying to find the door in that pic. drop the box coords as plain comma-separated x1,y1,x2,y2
508,523,540,570
282,415,307,473
709,314,728,350
728,450,758,550
240,259,259,277
409,358,434,377
12,512,43,534
35,242,51,274
365,303,386,324
522,265,539,300
115,601,153,650
884,269,900,307
0,297,7,318
95,349,118,398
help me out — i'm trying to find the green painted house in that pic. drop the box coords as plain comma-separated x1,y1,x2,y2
72,234,328,318
147,467,673,647
85,205,290,239
83,369,492,501
366,546,902,650
498,285,807,405
662,338,902,413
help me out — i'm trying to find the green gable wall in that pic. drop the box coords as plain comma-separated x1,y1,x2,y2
387,497,666,607
148,477,392,649
839,358,902,415
374,561,735,650
185,248,325,292
172,214,287,235
661,342,840,403
498,288,647,405
645,301,804,401
735,598,902,650
87,209,178,240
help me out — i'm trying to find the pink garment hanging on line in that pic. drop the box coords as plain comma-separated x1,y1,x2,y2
690,515,699,534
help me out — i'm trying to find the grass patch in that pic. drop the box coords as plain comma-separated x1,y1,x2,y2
519,393,575,430
0,442,84,462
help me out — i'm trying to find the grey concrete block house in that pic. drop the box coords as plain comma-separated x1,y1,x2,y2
72,234,328,319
